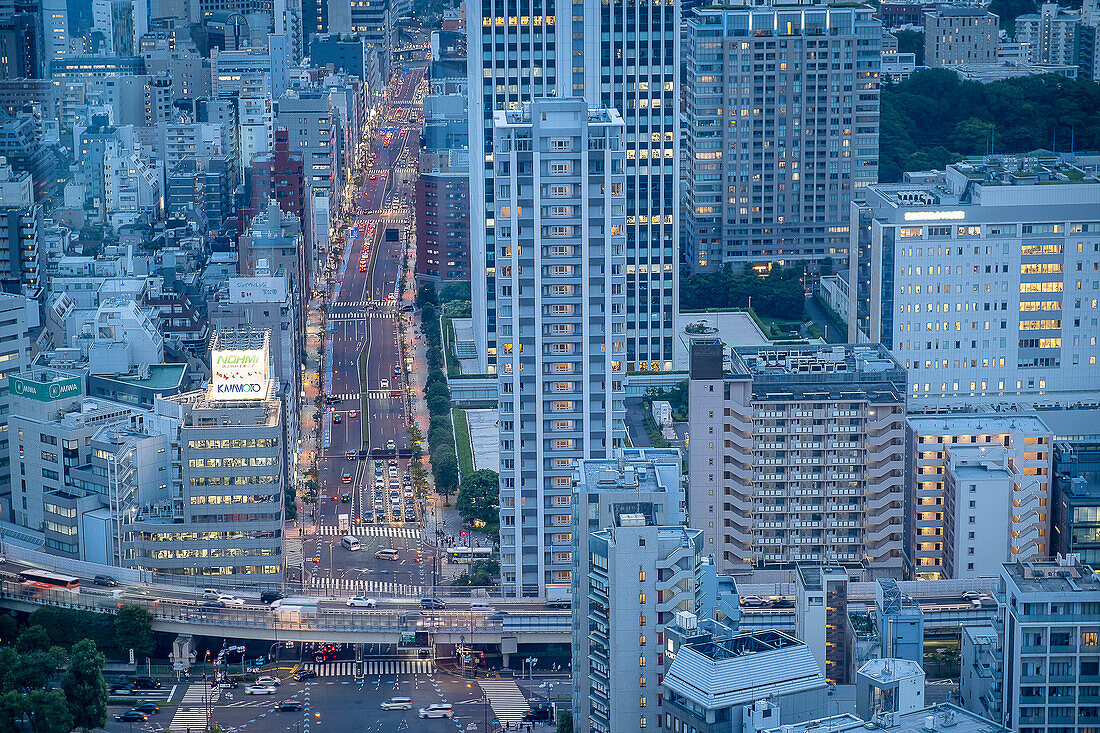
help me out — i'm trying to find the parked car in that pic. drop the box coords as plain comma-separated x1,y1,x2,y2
244,685,277,695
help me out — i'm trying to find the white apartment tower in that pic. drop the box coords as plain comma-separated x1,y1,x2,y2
467,0,679,374
493,98,627,596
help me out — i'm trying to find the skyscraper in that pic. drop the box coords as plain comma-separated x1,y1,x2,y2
466,0,679,374
493,97,627,596
683,4,882,271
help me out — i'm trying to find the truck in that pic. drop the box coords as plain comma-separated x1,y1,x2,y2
338,514,350,533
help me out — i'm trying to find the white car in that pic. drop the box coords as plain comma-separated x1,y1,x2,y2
739,594,768,607
419,703,454,719
218,595,245,606
380,697,414,710
346,596,377,608
255,676,281,686
244,685,277,695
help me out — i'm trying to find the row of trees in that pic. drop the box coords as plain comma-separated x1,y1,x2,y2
881,70,1100,182
680,263,807,320
417,283,459,502
0,608,145,733
455,468,500,535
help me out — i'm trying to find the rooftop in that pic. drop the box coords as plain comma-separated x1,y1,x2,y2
908,413,1051,436
730,345,906,403
1004,556,1100,594
858,658,925,683
575,452,681,496
962,624,999,646
765,704,1009,733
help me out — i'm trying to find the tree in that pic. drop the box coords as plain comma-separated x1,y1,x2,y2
114,605,154,659
24,690,72,733
0,616,16,646
439,281,471,304
61,639,107,732
893,29,924,66
431,444,459,501
426,392,451,417
556,710,574,733
12,649,65,693
15,627,50,654
456,469,500,528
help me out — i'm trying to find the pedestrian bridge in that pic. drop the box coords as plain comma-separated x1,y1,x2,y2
0,583,571,645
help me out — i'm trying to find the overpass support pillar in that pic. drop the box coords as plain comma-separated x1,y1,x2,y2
171,634,196,673
501,636,517,670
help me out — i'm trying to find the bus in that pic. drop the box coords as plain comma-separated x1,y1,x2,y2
444,547,493,564
18,569,80,590
341,535,361,551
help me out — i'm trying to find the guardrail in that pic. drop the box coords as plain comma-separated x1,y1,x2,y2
0,581,571,641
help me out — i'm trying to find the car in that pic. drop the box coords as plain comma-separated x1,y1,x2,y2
392,510,402,521
216,679,239,689
293,670,318,682
523,707,551,723
217,595,245,606
93,574,119,587
404,512,416,522
341,493,351,503
739,594,768,607
115,711,148,722
347,596,378,608
255,676,281,687
349,410,358,419
370,174,377,180
279,700,304,711
393,366,401,375
380,379,389,389
961,590,982,601
260,591,285,604
201,600,226,609
109,684,135,695
418,703,454,719
346,450,357,460
131,677,162,690
132,702,161,714
420,596,447,610
380,697,414,710
333,413,341,424
342,473,352,484
244,685,277,695
770,596,795,608
386,440,396,450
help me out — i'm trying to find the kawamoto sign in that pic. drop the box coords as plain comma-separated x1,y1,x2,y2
8,375,83,402
210,348,269,401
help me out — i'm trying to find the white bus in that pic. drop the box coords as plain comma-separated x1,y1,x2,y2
341,535,361,551
444,547,493,564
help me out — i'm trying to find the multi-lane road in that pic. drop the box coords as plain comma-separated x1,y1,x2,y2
310,66,430,599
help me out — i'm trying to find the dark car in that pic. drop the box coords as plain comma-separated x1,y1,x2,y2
279,700,305,711
132,702,160,714
293,669,318,682
341,493,351,503
201,600,226,609
93,574,119,587
115,711,147,722
523,707,551,723
130,677,162,690
260,591,285,604
108,684,134,695
420,597,446,610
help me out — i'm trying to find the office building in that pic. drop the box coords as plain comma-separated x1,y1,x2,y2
493,98,627,597
0,12,41,79
850,154,1100,409
875,578,925,667
1051,437,1100,565
238,94,274,176
274,92,336,193
663,626,828,733
466,0,679,375
0,293,40,518
688,341,907,574
246,129,306,232
795,564,852,683
907,414,1052,578
570,448,686,728
0,158,41,289
683,5,882,271
579,516,703,733
995,555,1100,733
960,624,1000,721
238,198,306,297
1015,4,1080,66
924,7,999,67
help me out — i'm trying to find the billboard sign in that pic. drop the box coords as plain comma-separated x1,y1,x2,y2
8,375,83,402
210,349,269,401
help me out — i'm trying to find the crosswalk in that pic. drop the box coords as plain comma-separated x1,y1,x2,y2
479,680,530,725
316,525,420,538
332,300,396,308
286,537,304,566
298,659,434,677
306,577,424,595
170,683,219,732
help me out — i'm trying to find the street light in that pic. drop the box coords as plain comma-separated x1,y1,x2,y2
524,656,537,680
